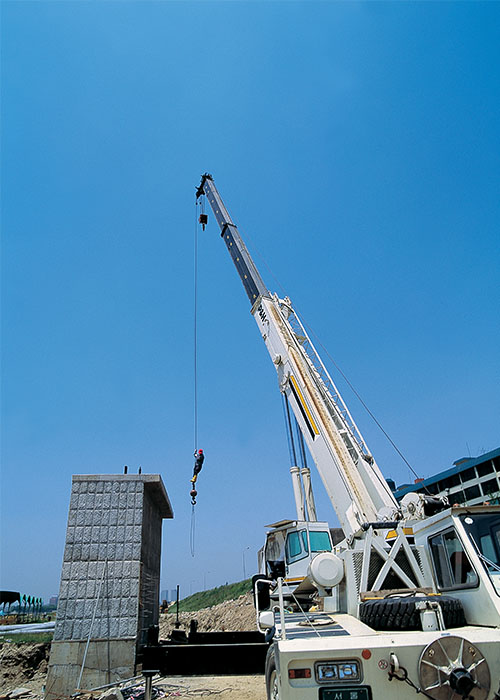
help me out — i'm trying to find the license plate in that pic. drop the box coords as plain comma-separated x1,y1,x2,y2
320,686,371,700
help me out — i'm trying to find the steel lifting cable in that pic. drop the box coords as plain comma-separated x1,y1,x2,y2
190,198,201,558
302,324,428,488
194,198,200,454
190,501,196,558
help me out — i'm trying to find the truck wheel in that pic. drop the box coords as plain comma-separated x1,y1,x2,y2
265,647,280,700
359,595,466,631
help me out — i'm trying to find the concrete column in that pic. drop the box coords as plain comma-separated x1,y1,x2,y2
46,474,173,699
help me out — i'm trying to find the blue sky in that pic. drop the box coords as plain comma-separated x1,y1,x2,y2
1,1,499,602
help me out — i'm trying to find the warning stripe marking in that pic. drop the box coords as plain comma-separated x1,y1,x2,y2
289,375,319,439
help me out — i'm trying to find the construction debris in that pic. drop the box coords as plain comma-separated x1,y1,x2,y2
0,689,31,700
99,689,124,700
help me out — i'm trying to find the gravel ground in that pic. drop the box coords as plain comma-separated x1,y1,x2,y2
0,671,266,700
153,674,266,699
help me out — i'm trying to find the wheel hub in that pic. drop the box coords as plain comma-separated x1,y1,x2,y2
270,669,280,700
449,668,477,697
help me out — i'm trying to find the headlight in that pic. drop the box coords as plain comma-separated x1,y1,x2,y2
317,664,338,681
316,660,361,683
338,662,360,680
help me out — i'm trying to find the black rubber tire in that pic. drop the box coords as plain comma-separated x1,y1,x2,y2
265,646,279,700
359,595,466,631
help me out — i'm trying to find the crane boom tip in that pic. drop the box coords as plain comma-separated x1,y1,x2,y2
196,172,213,199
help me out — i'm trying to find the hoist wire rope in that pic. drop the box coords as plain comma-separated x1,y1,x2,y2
302,326,425,485
193,199,200,453
190,503,196,558
299,310,430,492
190,198,202,558
240,227,423,483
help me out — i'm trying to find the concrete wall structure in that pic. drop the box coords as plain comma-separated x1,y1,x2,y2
46,474,173,699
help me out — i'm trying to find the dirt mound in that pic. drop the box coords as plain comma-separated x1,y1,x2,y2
0,642,50,694
159,592,256,638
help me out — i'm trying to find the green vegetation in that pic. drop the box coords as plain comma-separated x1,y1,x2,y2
0,632,53,644
168,579,252,613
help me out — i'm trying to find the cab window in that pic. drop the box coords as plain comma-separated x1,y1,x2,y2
459,513,500,595
309,531,332,553
429,528,478,589
285,530,308,564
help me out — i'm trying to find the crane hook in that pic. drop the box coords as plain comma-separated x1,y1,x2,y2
199,213,208,231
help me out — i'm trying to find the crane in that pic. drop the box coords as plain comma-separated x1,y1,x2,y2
195,174,500,700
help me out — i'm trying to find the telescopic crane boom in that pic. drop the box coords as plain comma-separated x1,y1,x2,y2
196,174,399,538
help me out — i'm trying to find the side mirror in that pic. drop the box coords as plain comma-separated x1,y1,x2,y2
258,610,275,630
252,574,271,611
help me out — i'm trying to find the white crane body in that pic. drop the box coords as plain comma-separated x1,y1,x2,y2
196,174,500,700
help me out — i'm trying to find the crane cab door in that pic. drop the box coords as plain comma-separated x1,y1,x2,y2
263,529,286,579
284,526,333,581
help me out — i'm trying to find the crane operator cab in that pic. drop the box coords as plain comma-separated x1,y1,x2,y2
258,520,334,605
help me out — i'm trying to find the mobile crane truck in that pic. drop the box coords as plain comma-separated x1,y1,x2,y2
196,174,500,700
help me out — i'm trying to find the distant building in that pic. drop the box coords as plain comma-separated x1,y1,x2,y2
393,447,500,506
49,596,58,607
160,588,179,602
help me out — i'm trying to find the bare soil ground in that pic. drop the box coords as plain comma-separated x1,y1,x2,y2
0,594,266,700
149,675,266,699
0,643,50,696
